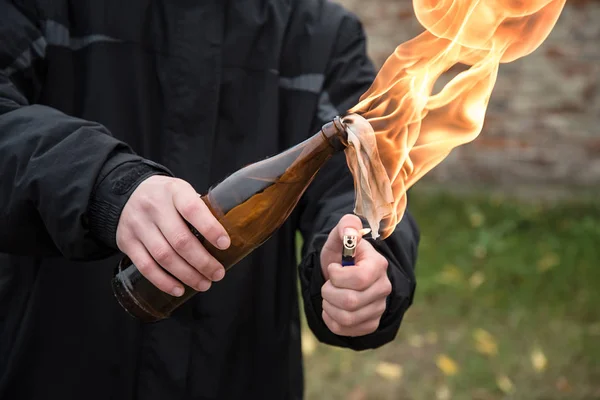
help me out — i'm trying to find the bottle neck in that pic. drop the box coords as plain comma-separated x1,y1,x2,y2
319,116,348,152
205,116,348,216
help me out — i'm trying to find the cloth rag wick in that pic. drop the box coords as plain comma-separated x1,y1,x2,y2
341,228,371,267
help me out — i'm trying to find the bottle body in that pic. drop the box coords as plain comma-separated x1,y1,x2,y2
112,117,347,322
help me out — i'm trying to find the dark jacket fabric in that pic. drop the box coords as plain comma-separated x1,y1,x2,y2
0,1,420,399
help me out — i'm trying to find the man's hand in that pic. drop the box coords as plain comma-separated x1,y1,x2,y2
116,175,230,297
320,214,391,337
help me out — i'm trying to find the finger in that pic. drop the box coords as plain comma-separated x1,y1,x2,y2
140,225,212,293
321,274,392,311
155,207,226,282
124,241,186,297
172,185,230,250
327,250,388,291
322,298,387,328
322,214,364,257
322,310,381,337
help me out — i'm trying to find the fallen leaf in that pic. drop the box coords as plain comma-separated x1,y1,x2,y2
436,354,459,376
436,385,451,400
555,376,571,393
438,265,464,285
537,252,560,272
301,331,316,356
490,194,504,207
496,375,515,394
469,212,485,228
469,272,485,289
473,329,498,356
531,347,547,372
426,331,438,344
375,362,403,381
408,334,425,348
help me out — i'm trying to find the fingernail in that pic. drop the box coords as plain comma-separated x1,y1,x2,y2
197,280,212,292
344,227,358,237
359,228,371,236
217,235,230,250
172,286,184,297
212,268,225,282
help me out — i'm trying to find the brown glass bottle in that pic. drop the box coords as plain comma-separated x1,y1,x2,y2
112,117,348,322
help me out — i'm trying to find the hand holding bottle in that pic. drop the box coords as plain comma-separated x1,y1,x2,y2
112,118,348,321
319,214,392,337
116,176,230,297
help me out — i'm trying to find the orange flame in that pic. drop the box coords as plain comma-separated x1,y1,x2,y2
347,0,566,239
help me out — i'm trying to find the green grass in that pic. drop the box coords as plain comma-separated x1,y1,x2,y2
300,189,600,400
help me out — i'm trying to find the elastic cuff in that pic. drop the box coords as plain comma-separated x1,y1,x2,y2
87,155,173,249
302,234,328,297
306,248,327,299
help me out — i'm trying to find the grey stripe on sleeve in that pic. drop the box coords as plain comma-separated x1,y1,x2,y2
2,20,121,76
279,74,325,94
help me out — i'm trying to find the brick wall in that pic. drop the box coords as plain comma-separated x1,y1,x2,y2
338,0,600,197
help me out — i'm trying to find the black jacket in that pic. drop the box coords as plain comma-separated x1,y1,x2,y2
0,1,419,399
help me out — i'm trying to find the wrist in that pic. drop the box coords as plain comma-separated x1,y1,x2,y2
87,154,173,249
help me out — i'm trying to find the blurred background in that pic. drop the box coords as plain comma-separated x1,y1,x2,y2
301,1,600,399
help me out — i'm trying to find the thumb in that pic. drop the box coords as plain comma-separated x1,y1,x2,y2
323,214,364,256
320,214,365,280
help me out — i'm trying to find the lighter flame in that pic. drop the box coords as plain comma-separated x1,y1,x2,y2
347,0,566,239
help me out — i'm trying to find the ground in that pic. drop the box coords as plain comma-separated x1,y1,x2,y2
300,188,600,400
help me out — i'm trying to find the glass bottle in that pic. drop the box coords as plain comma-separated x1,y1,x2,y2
112,117,348,322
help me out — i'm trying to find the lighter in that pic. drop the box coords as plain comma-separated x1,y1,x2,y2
342,234,357,267
341,228,371,267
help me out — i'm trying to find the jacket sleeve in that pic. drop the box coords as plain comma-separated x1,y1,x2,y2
0,1,172,260
297,11,420,351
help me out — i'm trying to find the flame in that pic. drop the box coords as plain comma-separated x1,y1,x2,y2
347,0,566,239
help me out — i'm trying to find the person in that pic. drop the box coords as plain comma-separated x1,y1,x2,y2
0,0,420,399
